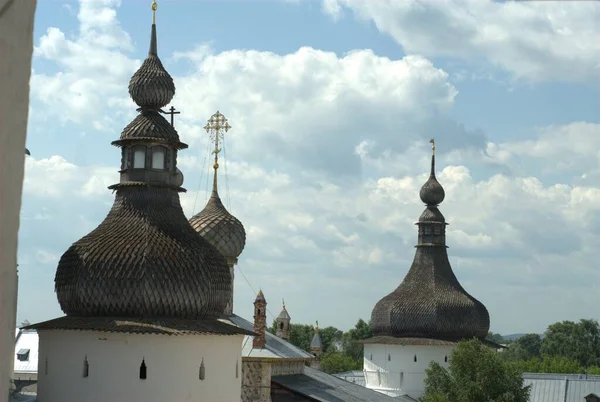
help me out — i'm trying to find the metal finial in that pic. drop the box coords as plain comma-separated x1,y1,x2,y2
282,298,285,308
204,111,231,191
315,320,319,330
152,1,157,24
429,138,435,155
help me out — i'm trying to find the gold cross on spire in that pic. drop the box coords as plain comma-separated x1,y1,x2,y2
152,0,157,24
204,111,231,171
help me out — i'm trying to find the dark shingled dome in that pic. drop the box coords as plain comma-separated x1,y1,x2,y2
370,148,490,341
189,179,246,265
53,18,232,319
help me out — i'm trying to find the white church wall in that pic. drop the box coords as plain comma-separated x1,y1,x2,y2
363,343,454,398
37,330,244,402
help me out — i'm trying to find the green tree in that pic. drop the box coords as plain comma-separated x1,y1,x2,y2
319,326,343,353
508,356,585,374
422,339,531,402
341,319,373,363
541,319,600,368
320,352,361,374
487,332,504,344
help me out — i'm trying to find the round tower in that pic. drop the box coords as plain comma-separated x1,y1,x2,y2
27,4,251,401
362,139,490,399
189,111,246,316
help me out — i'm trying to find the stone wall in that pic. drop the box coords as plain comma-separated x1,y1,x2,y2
241,360,271,402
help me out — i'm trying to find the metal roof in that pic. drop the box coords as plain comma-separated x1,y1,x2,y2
272,366,400,402
14,329,38,374
227,314,313,359
524,373,600,402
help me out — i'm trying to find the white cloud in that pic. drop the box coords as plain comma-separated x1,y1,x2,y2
323,0,600,83
19,0,600,334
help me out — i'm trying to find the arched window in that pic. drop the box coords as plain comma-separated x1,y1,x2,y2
152,146,165,169
257,309,261,316
133,147,146,169
279,322,284,330
444,355,448,363
83,356,89,378
414,354,417,362
139,358,147,380
199,358,206,380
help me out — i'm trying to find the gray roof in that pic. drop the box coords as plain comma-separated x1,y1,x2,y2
523,373,600,402
227,314,313,359
311,331,323,349
272,366,400,402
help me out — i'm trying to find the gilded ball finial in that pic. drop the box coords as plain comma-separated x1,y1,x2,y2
152,0,157,11
151,0,157,24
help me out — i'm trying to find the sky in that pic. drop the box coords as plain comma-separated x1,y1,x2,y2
18,0,600,335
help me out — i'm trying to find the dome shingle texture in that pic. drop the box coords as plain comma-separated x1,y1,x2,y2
55,186,232,318
189,190,246,263
128,25,175,109
116,110,184,146
370,246,490,341
419,174,445,206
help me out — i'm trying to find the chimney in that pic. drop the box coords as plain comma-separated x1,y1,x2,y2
253,290,267,349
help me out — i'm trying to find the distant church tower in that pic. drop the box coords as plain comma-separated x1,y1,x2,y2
276,300,291,340
27,3,251,402
253,290,267,348
362,140,490,399
310,322,323,370
189,111,246,316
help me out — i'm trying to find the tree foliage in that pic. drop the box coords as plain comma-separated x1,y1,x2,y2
320,352,361,374
422,339,531,402
540,319,600,368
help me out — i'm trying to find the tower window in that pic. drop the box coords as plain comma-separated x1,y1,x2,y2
235,360,239,379
139,359,147,380
133,147,146,169
83,356,89,378
279,323,284,329
388,354,391,361
151,146,165,169
444,355,448,363
257,309,261,315
199,358,206,380
414,355,417,362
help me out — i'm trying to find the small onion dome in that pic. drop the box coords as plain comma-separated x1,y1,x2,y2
54,187,232,318
128,24,175,109
189,188,246,266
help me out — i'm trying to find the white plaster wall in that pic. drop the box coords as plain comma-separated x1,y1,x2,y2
37,330,244,402
364,344,454,399
0,1,37,400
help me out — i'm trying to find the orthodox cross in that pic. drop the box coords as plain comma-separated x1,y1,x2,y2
204,110,231,169
161,106,181,127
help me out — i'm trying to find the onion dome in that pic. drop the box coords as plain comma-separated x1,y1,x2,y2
189,112,246,266
128,23,175,109
370,140,490,341
53,5,232,319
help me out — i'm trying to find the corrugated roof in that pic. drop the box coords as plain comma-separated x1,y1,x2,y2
227,314,313,359
14,330,38,374
272,366,400,402
523,373,600,402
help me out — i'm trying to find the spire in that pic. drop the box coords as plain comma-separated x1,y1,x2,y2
128,0,175,109
204,111,231,197
419,138,445,206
